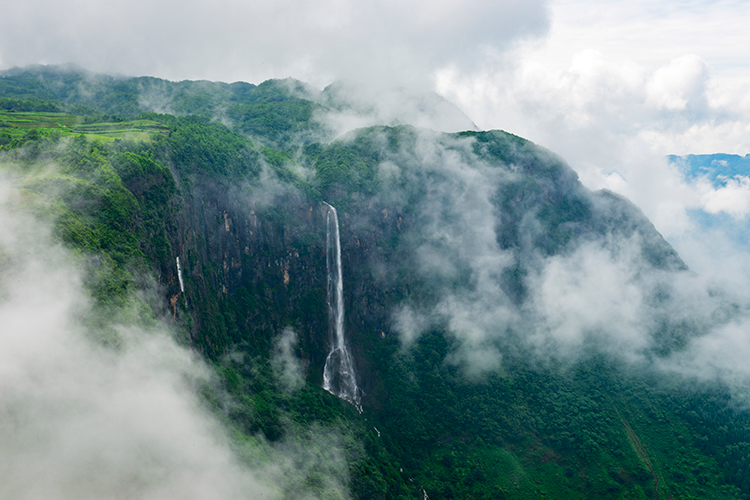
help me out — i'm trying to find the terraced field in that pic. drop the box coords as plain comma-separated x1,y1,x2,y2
0,111,170,142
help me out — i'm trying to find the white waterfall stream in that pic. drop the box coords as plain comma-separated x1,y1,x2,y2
322,203,361,411
176,257,185,293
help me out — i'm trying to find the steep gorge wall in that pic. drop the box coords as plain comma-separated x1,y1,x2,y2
159,175,410,404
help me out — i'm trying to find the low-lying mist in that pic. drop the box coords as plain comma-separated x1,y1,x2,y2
0,175,348,499
355,128,750,398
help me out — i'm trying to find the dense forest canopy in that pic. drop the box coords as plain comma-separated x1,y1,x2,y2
2,65,750,499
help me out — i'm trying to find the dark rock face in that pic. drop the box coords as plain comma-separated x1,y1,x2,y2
164,176,329,367
163,180,405,402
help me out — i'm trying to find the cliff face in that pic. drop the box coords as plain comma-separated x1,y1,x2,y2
165,176,328,363
162,174,401,397
156,124,687,406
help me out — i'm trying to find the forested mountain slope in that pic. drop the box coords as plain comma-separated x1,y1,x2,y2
1,66,749,499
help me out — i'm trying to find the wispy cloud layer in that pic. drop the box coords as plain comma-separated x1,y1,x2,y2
373,129,750,399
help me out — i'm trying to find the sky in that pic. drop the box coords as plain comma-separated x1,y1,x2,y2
2,0,750,270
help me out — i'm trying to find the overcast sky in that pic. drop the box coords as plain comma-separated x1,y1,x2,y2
2,0,750,276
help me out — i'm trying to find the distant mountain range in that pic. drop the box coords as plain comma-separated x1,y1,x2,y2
668,153,750,187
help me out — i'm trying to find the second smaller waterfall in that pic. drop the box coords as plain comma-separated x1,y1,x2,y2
322,203,361,411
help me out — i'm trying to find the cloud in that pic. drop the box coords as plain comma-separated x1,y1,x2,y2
434,38,750,300
0,174,346,498
431,2,750,258
392,305,430,345
272,327,307,393
662,317,750,392
523,228,750,403
0,0,550,88
315,81,478,137
0,180,265,498
374,129,750,399
527,239,650,359
645,54,710,112
699,176,750,218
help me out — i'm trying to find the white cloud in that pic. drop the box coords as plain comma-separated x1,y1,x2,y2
662,318,750,397
0,0,549,88
645,54,709,112
529,239,649,358
316,82,478,136
434,1,750,291
699,176,750,218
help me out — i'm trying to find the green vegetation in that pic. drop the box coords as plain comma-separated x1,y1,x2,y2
0,96,62,112
0,110,169,145
2,67,750,499
152,114,261,179
0,67,321,147
10,135,152,308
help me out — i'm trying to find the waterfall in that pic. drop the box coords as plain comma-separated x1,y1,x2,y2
322,202,361,411
176,257,185,293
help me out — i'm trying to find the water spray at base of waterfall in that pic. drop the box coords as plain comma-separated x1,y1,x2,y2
322,202,362,412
